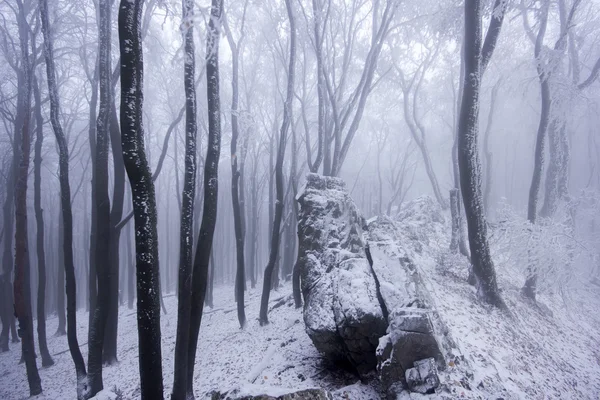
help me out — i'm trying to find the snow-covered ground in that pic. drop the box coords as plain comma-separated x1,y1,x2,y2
0,282,379,400
2,248,600,399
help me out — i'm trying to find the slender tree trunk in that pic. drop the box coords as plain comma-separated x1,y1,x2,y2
259,0,296,326
32,75,54,367
186,2,222,396
55,217,66,336
224,13,247,329
88,59,99,344
1,150,16,353
89,0,113,394
104,103,125,365
458,0,505,309
13,3,42,393
172,0,199,397
119,0,164,398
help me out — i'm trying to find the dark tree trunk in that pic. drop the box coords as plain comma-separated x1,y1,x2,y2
119,0,164,397
172,0,199,397
458,0,505,309
32,75,54,367
259,0,296,326
88,60,99,342
55,217,66,336
224,11,247,329
186,1,222,396
13,2,42,393
103,99,125,366
1,150,16,353
89,0,113,395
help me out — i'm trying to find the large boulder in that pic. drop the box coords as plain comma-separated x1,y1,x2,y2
296,176,458,397
296,174,387,375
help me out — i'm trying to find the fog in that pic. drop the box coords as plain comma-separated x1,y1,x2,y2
1,0,600,399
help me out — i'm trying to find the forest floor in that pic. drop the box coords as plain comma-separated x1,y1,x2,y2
2,247,600,399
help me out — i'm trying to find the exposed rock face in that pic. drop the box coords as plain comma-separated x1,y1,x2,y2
368,199,458,397
405,358,440,394
296,174,387,375
212,388,333,400
296,175,457,397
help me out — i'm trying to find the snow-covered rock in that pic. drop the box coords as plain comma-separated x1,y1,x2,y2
296,174,387,375
405,358,440,394
368,202,458,397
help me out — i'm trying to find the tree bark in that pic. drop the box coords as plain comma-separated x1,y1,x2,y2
13,2,42,393
259,0,296,326
224,9,247,329
119,0,165,398
172,0,199,397
104,103,125,365
458,0,505,309
32,74,54,367
88,0,113,395
186,1,223,396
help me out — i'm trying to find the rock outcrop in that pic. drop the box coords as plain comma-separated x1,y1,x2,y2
296,175,457,397
296,174,387,375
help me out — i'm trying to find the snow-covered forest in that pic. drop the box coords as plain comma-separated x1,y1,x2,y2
1,0,600,398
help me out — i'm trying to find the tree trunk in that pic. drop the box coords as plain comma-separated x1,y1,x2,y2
119,0,165,398
87,59,99,343
259,0,296,326
32,74,54,367
104,103,125,365
224,11,247,329
186,1,222,396
172,0,199,397
88,0,113,394
458,0,505,309
13,2,42,393
1,150,16,353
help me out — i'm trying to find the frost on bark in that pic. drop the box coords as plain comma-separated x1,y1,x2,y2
224,6,248,329
119,0,164,398
186,0,223,396
13,1,42,393
458,0,505,309
39,0,89,393
172,0,198,397
259,0,296,326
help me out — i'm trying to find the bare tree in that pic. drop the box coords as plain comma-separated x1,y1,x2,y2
13,0,42,393
458,0,506,308
172,0,199,397
119,0,165,397
259,0,296,326
186,0,223,397
38,0,89,395
224,1,249,329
